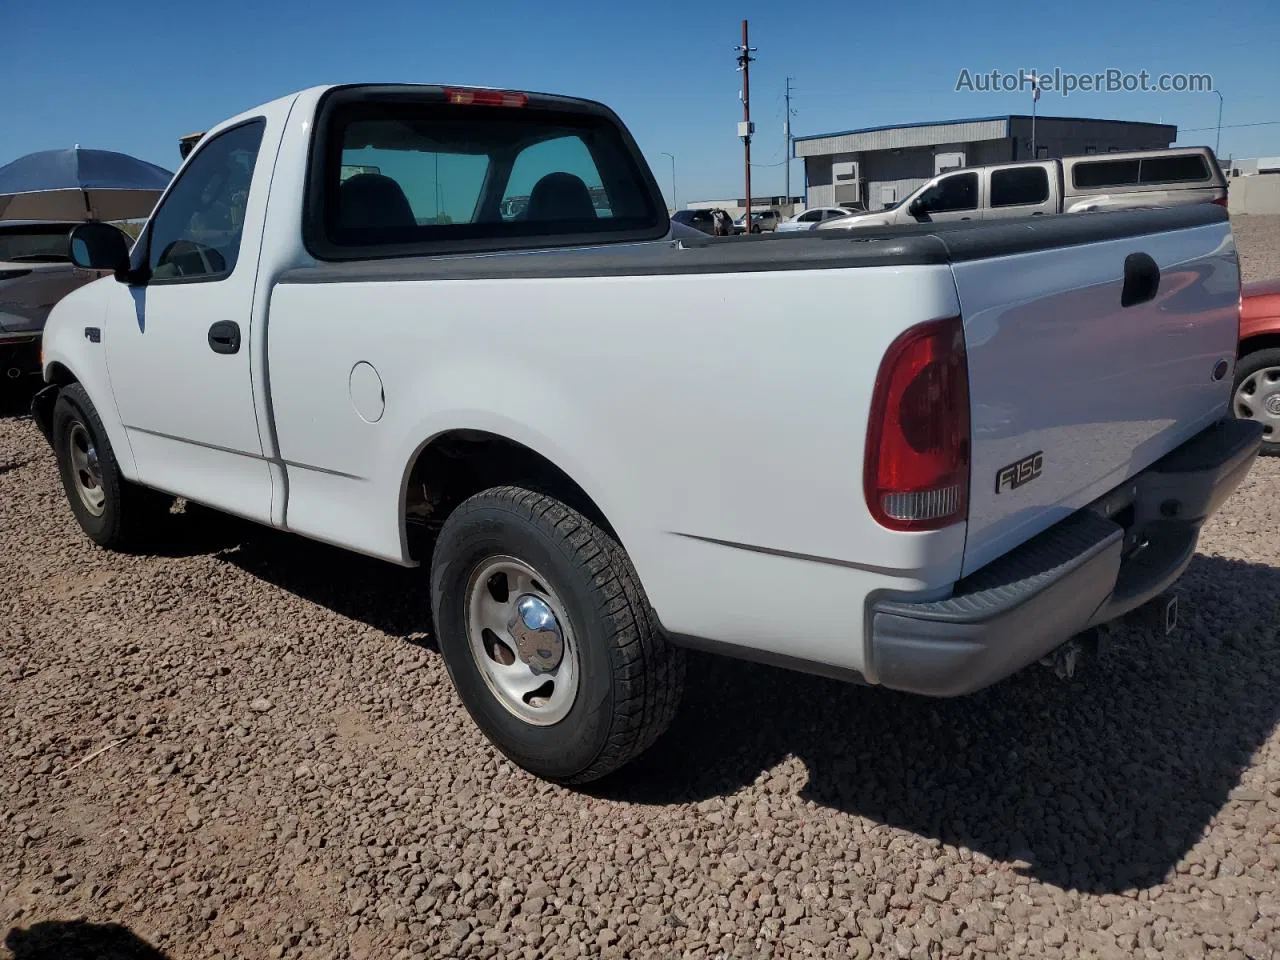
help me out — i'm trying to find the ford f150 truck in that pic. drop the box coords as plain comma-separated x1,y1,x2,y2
34,84,1260,783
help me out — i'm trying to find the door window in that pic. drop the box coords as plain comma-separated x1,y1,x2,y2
990,167,1050,207
146,120,265,282
920,173,978,213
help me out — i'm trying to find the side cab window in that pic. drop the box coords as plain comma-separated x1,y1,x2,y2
142,120,266,282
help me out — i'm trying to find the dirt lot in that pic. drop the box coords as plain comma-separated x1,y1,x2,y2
3,217,1280,960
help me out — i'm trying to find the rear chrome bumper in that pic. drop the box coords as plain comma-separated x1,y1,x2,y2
870,418,1262,696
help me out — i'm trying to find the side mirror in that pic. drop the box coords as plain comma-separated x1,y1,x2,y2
69,223,131,274
908,198,926,219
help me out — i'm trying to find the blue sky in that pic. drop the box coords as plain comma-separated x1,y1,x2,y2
4,0,1277,207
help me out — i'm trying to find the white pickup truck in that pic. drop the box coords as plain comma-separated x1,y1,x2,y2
35,83,1260,783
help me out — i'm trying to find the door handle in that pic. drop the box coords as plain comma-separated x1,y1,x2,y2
208,321,241,354
1121,252,1161,308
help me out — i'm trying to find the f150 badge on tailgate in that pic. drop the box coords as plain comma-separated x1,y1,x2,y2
996,451,1044,493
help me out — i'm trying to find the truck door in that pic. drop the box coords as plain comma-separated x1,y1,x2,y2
984,163,1056,220
910,171,982,223
102,118,275,523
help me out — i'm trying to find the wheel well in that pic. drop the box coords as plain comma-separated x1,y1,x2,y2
46,362,77,387
1239,333,1280,360
402,430,616,561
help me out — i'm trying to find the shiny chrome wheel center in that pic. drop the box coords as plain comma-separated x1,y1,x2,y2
465,556,578,725
508,595,565,673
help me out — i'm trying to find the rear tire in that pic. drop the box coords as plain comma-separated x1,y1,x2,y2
1232,347,1280,456
430,486,685,783
52,383,172,548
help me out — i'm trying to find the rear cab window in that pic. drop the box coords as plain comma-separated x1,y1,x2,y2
305,86,668,260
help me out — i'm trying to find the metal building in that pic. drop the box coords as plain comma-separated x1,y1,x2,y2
795,115,1177,211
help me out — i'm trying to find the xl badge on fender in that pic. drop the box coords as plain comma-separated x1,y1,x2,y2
995,451,1044,494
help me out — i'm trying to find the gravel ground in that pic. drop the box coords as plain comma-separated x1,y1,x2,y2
1233,214,1280,285
4,219,1280,960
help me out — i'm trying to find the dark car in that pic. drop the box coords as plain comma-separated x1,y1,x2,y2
0,221,124,383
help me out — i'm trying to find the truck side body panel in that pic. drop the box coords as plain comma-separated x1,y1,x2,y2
266,264,967,673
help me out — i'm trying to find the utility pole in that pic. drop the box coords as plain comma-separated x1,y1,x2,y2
784,75,794,204
660,151,676,212
1030,70,1040,159
736,20,756,229
1214,89,1224,158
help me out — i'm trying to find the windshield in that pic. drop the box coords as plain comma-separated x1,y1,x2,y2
0,225,73,263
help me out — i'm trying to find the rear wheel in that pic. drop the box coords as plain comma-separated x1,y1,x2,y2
1232,348,1280,456
52,383,171,548
430,486,685,783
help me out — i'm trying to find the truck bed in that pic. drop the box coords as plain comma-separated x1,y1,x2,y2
280,204,1228,283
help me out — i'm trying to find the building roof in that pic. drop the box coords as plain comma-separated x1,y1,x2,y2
793,114,1178,158
792,114,1176,144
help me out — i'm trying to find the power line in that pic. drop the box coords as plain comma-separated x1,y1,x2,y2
1180,119,1280,132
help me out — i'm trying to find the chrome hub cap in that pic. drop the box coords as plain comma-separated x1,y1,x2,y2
465,557,578,725
1235,366,1280,439
67,422,105,516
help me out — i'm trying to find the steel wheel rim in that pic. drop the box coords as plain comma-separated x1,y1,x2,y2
1235,366,1280,439
67,421,106,516
465,555,579,726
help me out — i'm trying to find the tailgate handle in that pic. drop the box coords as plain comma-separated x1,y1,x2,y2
1121,252,1161,308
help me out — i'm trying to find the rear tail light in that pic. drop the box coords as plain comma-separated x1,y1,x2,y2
1212,196,1228,207
865,316,971,531
443,87,529,108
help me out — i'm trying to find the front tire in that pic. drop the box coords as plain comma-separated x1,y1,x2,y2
52,383,171,548
430,486,685,783
1232,347,1280,456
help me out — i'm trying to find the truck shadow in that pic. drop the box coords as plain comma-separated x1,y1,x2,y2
4,919,169,959
213,526,435,647
0,380,38,420
591,552,1280,895
201,519,1278,895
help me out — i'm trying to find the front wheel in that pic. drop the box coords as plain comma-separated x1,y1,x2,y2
430,486,685,783
1232,347,1280,456
52,383,171,548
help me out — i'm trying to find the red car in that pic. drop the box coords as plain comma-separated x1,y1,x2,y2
1235,278,1280,455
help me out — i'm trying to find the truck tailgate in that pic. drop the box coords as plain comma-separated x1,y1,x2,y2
953,215,1239,576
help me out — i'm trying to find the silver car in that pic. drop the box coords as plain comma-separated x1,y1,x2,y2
0,221,123,382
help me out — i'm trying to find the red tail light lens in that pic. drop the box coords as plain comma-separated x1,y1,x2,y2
443,88,529,108
1211,196,1228,207
865,317,971,531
